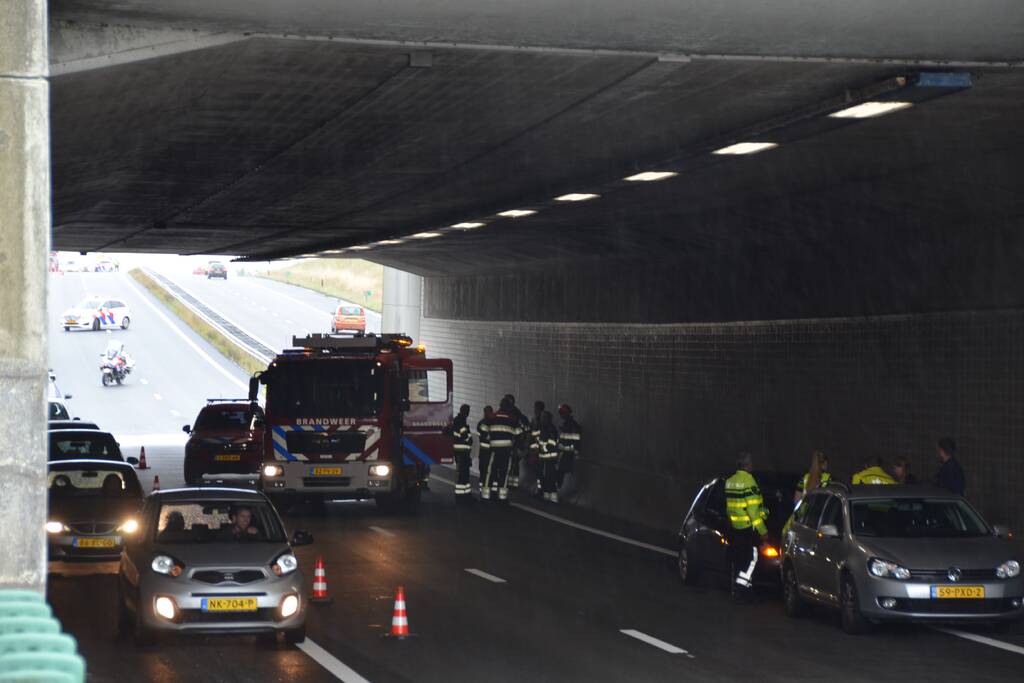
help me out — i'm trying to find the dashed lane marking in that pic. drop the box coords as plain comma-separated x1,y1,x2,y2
368,526,395,537
933,627,1024,656
285,319,294,324
296,638,371,682
153,393,163,401
139,378,149,385
465,568,507,584
620,629,692,656
170,409,181,417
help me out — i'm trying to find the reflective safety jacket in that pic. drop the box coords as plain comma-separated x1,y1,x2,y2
485,410,522,449
537,424,559,459
529,416,542,455
558,417,582,455
725,470,768,536
476,418,490,453
797,471,831,493
852,466,896,485
453,414,472,453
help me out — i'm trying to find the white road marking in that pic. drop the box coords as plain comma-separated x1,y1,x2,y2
285,319,294,325
297,638,371,682
152,393,163,401
243,279,335,319
465,568,507,584
620,629,691,656
169,409,181,417
272,312,280,317
509,503,677,558
933,627,1024,656
139,378,149,385
368,525,395,537
121,274,249,391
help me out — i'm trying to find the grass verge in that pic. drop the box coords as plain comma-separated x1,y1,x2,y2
129,268,267,377
249,259,383,312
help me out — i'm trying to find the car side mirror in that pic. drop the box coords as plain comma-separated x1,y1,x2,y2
182,424,191,434
64,394,72,400
291,530,314,546
126,457,139,466
817,524,840,539
992,524,1014,539
248,376,259,402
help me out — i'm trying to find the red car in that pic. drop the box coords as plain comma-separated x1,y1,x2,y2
182,400,265,485
331,304,366,334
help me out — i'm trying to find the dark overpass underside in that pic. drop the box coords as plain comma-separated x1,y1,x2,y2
49,1,1024,530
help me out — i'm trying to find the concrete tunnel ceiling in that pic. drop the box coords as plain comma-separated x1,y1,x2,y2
49,2,1024,280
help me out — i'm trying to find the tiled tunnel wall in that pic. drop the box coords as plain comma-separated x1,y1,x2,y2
421,307,1024,535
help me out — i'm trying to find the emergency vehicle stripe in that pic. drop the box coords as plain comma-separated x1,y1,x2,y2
401,436,435,465
271,425,299,462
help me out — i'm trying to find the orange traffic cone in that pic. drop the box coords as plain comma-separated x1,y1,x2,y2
138,446,149,469
311,556,333,604
384,586,414,639
151,475,160,493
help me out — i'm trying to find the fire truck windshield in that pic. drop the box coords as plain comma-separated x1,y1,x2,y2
266,360,380,419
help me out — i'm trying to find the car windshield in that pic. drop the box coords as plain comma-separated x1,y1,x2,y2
851,498,990,538
48,467,143,499
155,501,285,543
75,298,102,309
195,408,256,431
49,433,121,460
266,360,380,418
49,402,70,420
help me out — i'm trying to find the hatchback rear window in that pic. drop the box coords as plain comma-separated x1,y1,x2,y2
338,306,362,315
49,433,121,460
195,408,257,431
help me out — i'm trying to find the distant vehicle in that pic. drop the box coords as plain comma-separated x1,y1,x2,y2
100,340,135,386
48,369,71,401
49,401,72,421
117,487,312,645
192,265,207,276
207,262,227,279
63,260,81,272
46,459,144,564
49,420,101,431
331,304,366,334
677,471,798,589
48,429,138,465
782,482,1024,633
182,400,266,486
94,260,117,272
61,296,131,331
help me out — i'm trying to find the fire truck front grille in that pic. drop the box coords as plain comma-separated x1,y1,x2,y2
301,477,352,488
286,431,366,456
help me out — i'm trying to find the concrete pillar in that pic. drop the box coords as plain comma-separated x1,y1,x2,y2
0,0,50,591
382,267,422,343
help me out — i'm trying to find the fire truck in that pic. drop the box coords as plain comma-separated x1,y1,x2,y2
249,334,454,513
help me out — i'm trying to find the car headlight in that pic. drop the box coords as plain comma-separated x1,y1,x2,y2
152,555,184,577
273,552,299,577
369,464,391,477
45,521,67,534
154,596,177,620
280,594,300,618
996,560,1020,579
868,557,911,580
118,518,139,534
263,464,284,477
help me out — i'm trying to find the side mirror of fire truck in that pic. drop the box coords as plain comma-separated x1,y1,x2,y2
400,398,411,412
248,376,259,402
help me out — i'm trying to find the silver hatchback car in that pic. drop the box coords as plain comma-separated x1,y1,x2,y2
782,482,1023,633
118,487,313,645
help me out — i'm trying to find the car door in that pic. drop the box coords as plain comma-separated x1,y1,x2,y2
401,357,454,466
695,479,732,573
99,300,118,327
804,495,845,604
790,492,829,598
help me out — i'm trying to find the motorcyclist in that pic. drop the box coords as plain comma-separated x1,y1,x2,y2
101,340,134,383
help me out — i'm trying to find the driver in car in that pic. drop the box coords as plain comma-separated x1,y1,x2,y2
220,505,261,540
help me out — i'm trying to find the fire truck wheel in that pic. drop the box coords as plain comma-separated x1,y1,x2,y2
310,496,327,515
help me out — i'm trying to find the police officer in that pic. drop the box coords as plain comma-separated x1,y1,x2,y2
452,404,473,502
505,394,530,489
529,400,545,494
537,411,561,502
483,397,522,502
556,404,582,491
726,452,769,600
476,405,493,498
793,450,831,505
852,456,896,485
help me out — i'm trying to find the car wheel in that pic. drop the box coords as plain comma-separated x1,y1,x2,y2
120,316,130,330
134,601,156,646
63,326,70,332
102,374,112,387
783,564,805,618
310,496,327,515
92,318,100,331
284,624,306,645
183,463,200,487
840,575,871,635
678,543,700,585
117,587,133,637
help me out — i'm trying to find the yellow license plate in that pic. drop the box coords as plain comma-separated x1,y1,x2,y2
202,597,258,612
74,537,115,548
312,467,342,476
932,585,985,599
215,454,241,461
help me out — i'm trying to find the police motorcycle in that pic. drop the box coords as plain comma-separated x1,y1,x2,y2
100,340,134,386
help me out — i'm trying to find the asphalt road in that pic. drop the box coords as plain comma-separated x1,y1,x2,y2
45,271,1024,682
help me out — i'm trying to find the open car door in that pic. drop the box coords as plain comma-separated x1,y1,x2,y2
402,358,454,465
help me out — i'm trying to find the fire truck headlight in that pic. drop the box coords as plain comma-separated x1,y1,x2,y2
369,464,391,477
263,464,284,478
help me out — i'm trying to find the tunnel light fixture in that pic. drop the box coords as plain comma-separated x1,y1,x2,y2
376,239,404,246
451,221,485,229
554,193,600,202
321,249,346,255
829,101,913,119
497,209,537,218
712,142,778,156
623,171,678,182
349,245,371,251
411,231,442,239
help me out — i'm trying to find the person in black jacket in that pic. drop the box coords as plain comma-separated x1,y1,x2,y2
934,437,966,496
476,406,493,498
483,397,522,502
452,404,473,502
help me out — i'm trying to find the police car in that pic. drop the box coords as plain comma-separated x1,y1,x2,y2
61,296,131,331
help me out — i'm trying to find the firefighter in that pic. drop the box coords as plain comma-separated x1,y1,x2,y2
726,452,769,601
537,411,561,502
483,397,522,502
529,400,545,495
476,405,493,498
556,404,582,492
452,404,473,502
852,456,896,485
504,394,530,489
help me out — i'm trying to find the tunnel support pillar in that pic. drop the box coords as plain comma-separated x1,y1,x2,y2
0,0,51,592
383,267,422,342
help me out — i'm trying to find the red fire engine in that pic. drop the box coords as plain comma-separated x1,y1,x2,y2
250,333,453,513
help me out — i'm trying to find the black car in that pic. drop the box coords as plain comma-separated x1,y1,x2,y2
49,420,101,432
677,470,799,588
48,429,138,465
207,262,227,279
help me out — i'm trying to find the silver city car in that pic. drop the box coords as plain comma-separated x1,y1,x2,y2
117,487,313,645
782,482,1023,633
